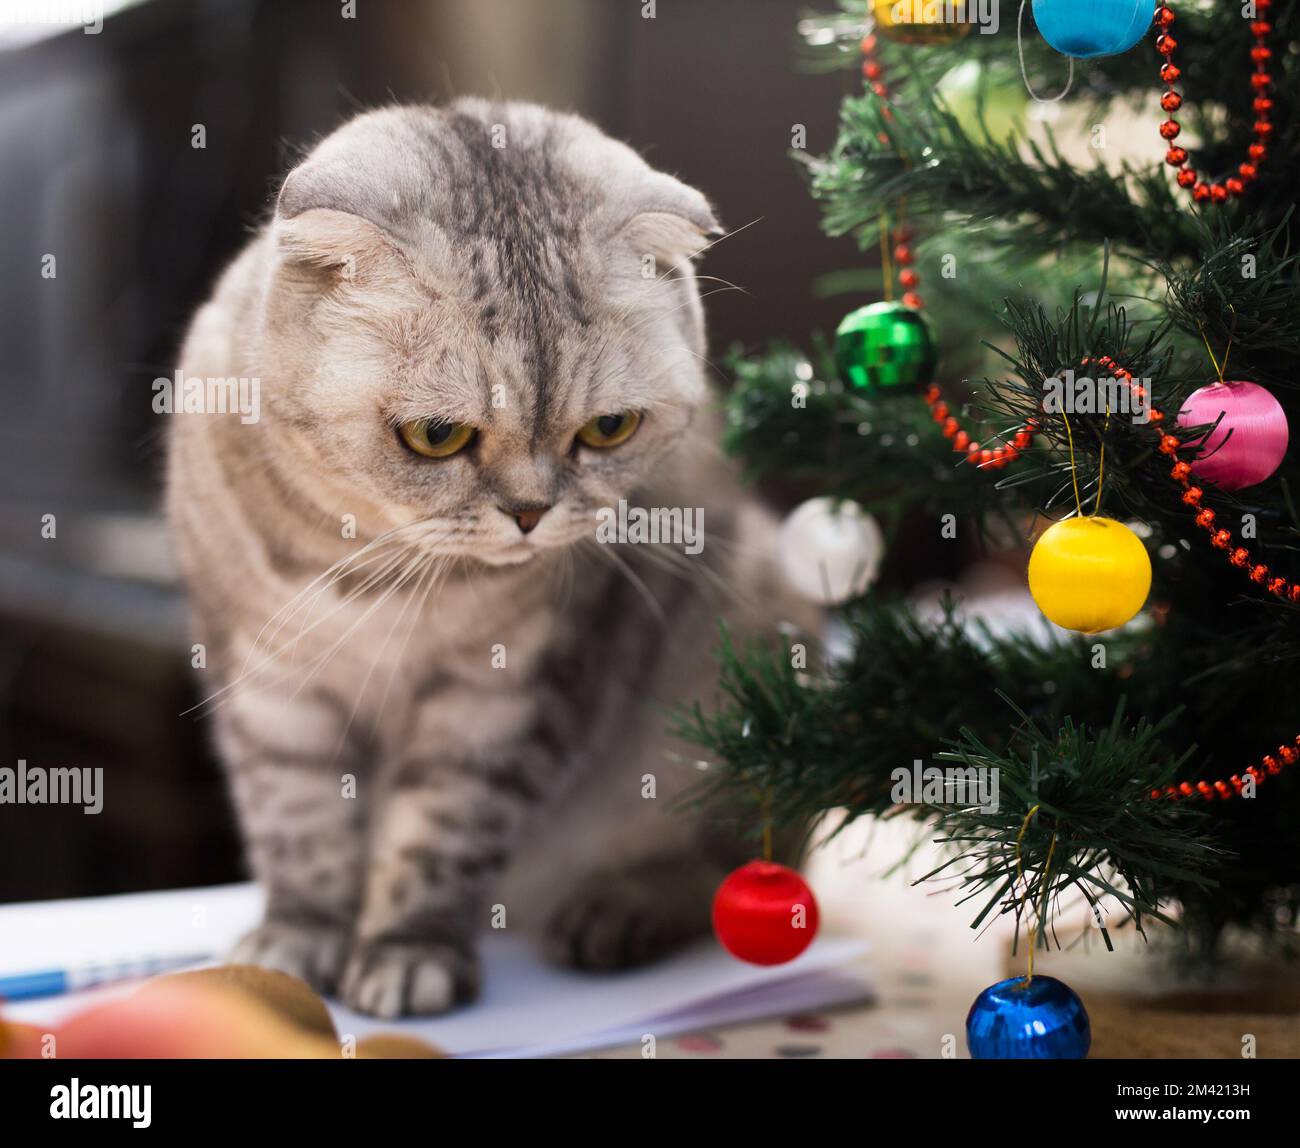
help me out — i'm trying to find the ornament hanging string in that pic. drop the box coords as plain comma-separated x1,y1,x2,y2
1059,404,1111,517
1016,0,1074,104
1096,411,1109,513
1012,803,1057,983
1195,313,1233,385
1012,804,1039,967
761,786,774,863
1030,833,1058,982
878,215,894,304
1060,412,1084,515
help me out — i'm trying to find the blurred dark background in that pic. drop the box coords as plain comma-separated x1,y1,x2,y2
0,0,853,902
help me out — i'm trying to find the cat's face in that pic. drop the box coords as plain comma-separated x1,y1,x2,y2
261,102,718,567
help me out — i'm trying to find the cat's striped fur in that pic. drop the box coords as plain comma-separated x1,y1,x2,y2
167,101,813,1017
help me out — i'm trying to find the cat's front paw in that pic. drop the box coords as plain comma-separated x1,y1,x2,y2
544,867,711,971
339,939,480,1018
227,917,350,994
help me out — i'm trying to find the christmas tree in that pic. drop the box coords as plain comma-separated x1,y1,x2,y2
679,0,1299,1058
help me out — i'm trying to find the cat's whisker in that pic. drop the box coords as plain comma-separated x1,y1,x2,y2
279,539,431,664
246,545,416,683
256,542,411,672
186,546,420,717
669,344,731,386
239,540,388,682
244,520,433,675
690,273,752,297
681,216,762,265
624,537,735,602
328,551,441,768
447,549,495,609
282,519,473,643
619,285,748,343
596,219,758,340
373,554,456,720
636,216,762,304
189,526,449,716
580,536,667,626
283,546,434,705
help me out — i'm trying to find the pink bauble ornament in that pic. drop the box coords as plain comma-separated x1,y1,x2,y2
1176,380,1288,491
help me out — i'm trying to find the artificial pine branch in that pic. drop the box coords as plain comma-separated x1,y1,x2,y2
808,83,1199,259
675,602,1225,938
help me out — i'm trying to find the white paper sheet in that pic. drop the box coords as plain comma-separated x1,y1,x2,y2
0,882,873,1057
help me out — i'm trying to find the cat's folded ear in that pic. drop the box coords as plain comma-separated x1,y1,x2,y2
273,168,408,287
273,208,409,289
617,172,722,269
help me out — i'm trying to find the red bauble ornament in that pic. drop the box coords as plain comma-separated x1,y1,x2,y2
712,861,819,966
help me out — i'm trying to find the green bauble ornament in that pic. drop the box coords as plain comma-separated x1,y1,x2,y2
834,301,937,391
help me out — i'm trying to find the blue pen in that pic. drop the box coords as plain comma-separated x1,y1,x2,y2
0,954,211,1002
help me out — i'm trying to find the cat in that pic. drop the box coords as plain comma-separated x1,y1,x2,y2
166,99,814,1018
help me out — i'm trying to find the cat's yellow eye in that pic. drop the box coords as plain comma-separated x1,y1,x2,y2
576,411,642,449
399,419,477,459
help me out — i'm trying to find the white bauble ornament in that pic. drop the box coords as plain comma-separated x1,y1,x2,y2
777,497,884,605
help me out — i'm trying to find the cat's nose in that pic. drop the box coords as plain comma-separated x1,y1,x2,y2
501,504,550,534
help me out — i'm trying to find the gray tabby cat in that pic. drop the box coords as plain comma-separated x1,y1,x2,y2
167,100,812,1018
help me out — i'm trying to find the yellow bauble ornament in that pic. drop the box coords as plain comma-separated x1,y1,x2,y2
872,0,973,44
1028,517,1151,634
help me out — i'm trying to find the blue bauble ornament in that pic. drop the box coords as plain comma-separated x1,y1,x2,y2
966,975,1091,1059
1032,0,1152,59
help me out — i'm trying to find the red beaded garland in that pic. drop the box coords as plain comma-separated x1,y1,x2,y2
859,31,896,133
1063,353,1298,807
1151,735,1299,802
1155,3,1273,203
925,383,1036,471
